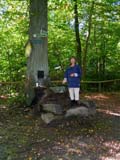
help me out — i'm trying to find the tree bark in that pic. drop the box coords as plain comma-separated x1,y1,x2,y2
74,0,82,65
93,24,98,76
82,1,94,80
98,27,106,80
26,0,49,106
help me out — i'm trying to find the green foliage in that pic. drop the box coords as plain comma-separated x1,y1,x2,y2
0,0,120,81
0,0,29,81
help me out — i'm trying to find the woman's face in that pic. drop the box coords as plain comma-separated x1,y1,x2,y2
70,58,76,64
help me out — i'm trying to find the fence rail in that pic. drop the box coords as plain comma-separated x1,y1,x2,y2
0,79,120,92
51,79,120,83
51,79,120,92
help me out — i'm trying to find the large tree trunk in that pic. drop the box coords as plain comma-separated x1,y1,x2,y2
26,0,48,106
82,1,94,80
74,0,82,65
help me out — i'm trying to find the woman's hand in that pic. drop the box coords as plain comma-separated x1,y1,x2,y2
62,78,67,84
70,73,75,77
70,73,78,77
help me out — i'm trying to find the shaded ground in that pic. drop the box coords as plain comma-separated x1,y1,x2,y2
0,92,120,160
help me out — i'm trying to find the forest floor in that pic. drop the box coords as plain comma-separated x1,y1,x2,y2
0,92,120,160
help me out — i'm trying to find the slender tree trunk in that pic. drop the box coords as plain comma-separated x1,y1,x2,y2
74,0,82,65
26,0,48,106
98,58,102,80
82,1,94,80
102,34,106,79
93,24,98,76
100,27,106,80
102,55,106,79
6,51,12,81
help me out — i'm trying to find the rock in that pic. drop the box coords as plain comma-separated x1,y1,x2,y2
80,100,96,108
80,100,96,116
41,113,56,124
50,86,66,93
65,100,96,118
42,103,63,115
88,106,96,116
65,106,89,117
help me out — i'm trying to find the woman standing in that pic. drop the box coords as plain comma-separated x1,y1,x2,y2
63,57,82,106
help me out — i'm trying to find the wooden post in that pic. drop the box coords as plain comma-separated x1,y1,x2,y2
98,82,102,92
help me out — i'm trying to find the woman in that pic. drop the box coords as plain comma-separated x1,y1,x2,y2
63,57,82,106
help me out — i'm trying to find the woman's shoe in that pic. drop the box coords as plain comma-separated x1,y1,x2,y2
70,100,75,107
75,101,79,106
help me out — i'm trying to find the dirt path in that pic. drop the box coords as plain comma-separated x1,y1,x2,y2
0,92,120,160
